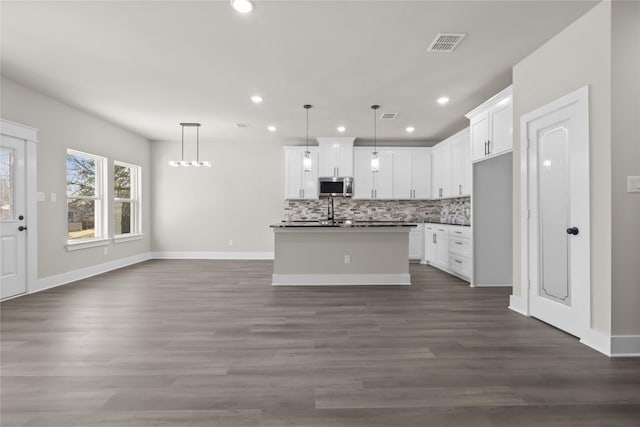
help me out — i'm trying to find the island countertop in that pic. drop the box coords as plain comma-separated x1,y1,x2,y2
271,221,417,228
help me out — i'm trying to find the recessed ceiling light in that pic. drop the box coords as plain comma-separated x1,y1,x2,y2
251,95,263,104
337,126,346,133
406,126,415,133
267,125,277,132
231,0,254,14
437,96,450,105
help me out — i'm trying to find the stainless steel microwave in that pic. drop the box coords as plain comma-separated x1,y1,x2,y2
319,177,353,198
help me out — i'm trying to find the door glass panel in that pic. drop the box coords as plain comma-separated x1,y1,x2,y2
0,148,14,221
538,124,571,305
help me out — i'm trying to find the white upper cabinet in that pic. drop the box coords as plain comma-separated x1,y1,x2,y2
466,86,513,163
283,147,319,200
449,127,471,197
393,148,432,199
317,137,355,177
353,148,393,199
432,141,452,199
432,127,471,199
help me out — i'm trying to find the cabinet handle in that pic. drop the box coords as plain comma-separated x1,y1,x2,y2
336,167,339,176
488,140,492,155
484,141,487,156
439,188,442,198
459,184,462,195
455,241,463,245
375,189,377,198
433,234,437,244
302,189,305,198
454,259,463,264
454,231,462,234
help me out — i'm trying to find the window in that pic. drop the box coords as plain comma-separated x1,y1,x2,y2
113,161,141,237
66,149,106,242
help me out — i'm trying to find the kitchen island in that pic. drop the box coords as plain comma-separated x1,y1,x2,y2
270,222,416,285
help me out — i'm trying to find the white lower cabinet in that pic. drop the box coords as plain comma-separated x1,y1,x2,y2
409,224,424,261
423,223,472,282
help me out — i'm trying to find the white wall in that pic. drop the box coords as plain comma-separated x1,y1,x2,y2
150,140,283,255
512,1,612,334
611,0,640,336
0,77,151,280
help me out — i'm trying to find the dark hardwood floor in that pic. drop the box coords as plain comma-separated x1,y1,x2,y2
2,260,639,426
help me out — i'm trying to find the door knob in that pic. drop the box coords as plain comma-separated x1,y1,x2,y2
18,226,28,231
566,227,579,235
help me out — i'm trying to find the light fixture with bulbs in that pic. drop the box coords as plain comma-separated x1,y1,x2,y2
303,104,312,172
251,95,263,104
437,96,450,105
370,105,380,172
231,0,254,13
406,126,415,133
267,125,277,132
169,123,212,168
337,125,346,133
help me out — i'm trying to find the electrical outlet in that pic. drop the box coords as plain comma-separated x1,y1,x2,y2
36,192,45,202
344,255,351,264
228,239,233,246
50,192,57,202
103,247,108,255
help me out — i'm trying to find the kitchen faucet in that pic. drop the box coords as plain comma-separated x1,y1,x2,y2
327,196,335,224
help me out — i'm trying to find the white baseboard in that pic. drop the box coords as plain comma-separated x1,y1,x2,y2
272,273,411,286
508,294,528,316
580,328,612,357
471,283,513,287
151,251,274,260
611,335,640,357
33,252,153,294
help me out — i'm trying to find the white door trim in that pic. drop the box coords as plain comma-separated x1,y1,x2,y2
518,85,590,335
1,119,38,297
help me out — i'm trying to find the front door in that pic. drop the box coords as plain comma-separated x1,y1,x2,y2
525,88,590,338
1,134,27,299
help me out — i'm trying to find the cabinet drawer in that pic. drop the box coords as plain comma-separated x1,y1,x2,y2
449,254,471,279
448,226,471,239
449,236,471,257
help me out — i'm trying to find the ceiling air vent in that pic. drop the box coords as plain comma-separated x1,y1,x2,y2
235,122,250,128
427,33,467,52
380,113,398,120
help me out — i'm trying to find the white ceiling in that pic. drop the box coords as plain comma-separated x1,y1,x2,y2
1,0,597,146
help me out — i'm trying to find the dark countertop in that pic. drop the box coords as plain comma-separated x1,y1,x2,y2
271,221,417,228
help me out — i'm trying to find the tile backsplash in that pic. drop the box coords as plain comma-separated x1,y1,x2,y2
284,197,471,225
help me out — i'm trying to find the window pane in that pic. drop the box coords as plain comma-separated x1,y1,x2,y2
114,201,132,235
0,148,14,221
67,153,96,197
114,164,131,199
68,199,96,240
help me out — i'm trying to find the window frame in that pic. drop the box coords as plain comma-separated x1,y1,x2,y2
113,160,142,241
66,149,108,249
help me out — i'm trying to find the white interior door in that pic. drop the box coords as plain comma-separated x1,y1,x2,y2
526,90,589,338
1,135,27,299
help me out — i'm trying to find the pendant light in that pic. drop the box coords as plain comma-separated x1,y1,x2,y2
371,105,380,172
303,104,312,172
169,123,212,167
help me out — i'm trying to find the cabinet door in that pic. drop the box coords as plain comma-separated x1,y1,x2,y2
353,149,374,199
435,227,449,267
393,150,413,199
470,113,489,162
413,149,431,199
301,150,319,199
284,149,303,199
409,227,424,260
431,146,443,199
424,225,437,263
461,134,472,196
373,150,394,199
318,143,337,177
488,98,513,156
440,143,452,198
336,143,353,177
450,137,464,197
